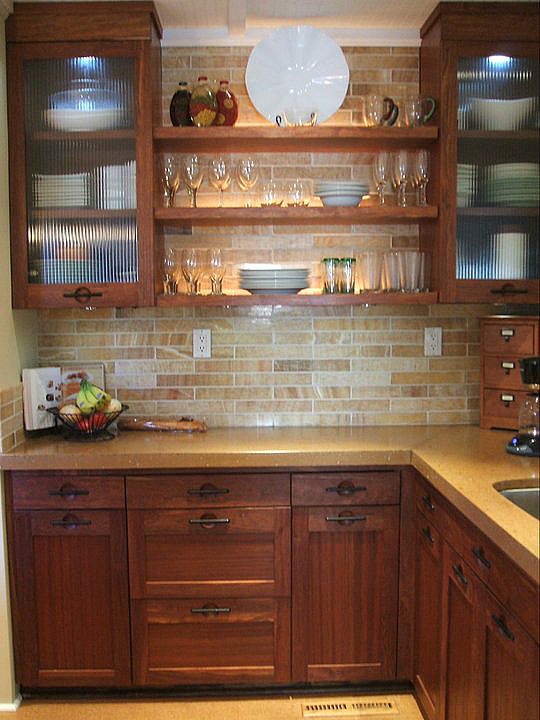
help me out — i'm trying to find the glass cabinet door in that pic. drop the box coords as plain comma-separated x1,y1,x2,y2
456,54,539,285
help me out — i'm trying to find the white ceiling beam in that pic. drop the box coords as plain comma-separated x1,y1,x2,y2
228,0,247,36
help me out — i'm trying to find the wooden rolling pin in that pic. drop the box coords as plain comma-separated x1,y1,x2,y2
117,416,207,433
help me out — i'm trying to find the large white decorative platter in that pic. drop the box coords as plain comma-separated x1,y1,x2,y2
245,25,349,124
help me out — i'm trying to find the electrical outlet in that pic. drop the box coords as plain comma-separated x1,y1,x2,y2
193,328,211,358
22,367,62,430
424,327,442,356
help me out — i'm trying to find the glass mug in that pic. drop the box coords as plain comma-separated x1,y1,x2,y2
276,109,318,127
362,95,399,127
401,96,436,127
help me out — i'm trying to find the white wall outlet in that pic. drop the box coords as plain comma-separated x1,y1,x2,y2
424,327,443,356
22,367,62,430
193,329,211,358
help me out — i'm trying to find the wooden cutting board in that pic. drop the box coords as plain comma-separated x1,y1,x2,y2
117,416,207,432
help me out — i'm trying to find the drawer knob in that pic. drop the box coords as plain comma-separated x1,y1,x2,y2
422,494,435,512
500,393,515,406
189,513,230,528
452,563,469,586
422,526,435,546
48,483,90,498
472,546,491,569
50,513,92,529
501,361,515,374
491,614,515,642
325,511,366,525
326,481,367,496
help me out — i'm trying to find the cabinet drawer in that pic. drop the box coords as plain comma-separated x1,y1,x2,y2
482,321,537,356
482,388,526,428
128,507,290,598
10,473,125,510
131,597,290,686
127,473,290,508
292,471,400,506
483,355,524,390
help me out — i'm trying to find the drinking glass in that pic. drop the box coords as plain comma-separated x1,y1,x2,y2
180,247,203,294
393,150,411,208
236,157,259,206
414,149,430,206
207,248,225,294
160,155,180,207
162,247,178,294
182,155,204,208
259,181,283,207
208,156,231,207
286,179,311,207
372,152,391,205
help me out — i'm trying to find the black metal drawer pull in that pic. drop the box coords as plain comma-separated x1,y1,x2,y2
189,514,230,527
326,482,367,496
187,483,230,497
452,564,469,586
472,546,491,569
422,526,435,546
325,513,367,524
51,514,92,529
492,614,515,642
191,605,231,615
48,484,90,498
63,287,103,303
491,285,528,298
422,494,435,512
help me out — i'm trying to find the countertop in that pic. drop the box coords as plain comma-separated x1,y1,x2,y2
1,425,538,583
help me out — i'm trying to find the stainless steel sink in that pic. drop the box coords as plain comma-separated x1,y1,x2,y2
498,487,540,520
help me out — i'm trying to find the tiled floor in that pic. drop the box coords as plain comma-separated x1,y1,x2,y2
0,694,423,719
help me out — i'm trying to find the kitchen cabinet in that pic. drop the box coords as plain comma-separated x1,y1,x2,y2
127,473,291,685
480,315,539,430
5,472,131,687
153,126,439,307
413,473,540,720
419,2,539,304
6,2,162,309
291,471,401,683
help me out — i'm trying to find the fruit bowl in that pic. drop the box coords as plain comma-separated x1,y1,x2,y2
48,404,128,440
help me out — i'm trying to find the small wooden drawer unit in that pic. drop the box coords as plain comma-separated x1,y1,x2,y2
480,315,539,430
10,472,125,509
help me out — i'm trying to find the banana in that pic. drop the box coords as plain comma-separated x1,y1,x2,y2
76,379,110,414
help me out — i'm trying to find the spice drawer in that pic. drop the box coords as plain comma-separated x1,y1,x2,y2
481,318,538,356
10,472,125,510
292,471,400,506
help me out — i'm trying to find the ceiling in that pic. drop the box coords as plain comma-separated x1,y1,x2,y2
9,0,535,46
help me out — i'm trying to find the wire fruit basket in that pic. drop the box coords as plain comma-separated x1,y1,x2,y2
48,405,128,440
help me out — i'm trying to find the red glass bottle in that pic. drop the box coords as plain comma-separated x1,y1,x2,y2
214,79,238,126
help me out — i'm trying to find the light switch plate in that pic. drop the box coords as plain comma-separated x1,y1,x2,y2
22,367,62,431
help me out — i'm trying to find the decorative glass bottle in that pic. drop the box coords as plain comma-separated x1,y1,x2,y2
214,79,238,126
188,75,218,127
169,81,193,126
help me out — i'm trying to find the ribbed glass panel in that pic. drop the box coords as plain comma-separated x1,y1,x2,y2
23,55,137,286
456,55,539,281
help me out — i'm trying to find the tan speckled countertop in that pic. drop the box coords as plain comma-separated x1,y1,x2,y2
1,425,538,582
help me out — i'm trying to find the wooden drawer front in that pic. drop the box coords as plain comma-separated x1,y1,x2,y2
131,597,290,686
292,471,400,506
10,473,125,510
127,473,290,508
128,507,290,598
482,321,537,357
482,389,526,428
483,355,525,390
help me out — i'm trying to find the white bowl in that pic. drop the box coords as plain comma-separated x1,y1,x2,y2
44,108,120,132
320,194,362,207
470,97,536,131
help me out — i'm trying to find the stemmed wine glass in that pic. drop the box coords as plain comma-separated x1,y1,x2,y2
207,248,225,294
180,247,203,294
236,157,259,207
393,149,411,208
414,149,430,206
162,247,178,294
182,155,204,208
160,155,180,207
208,156,231,207
372,151,391,205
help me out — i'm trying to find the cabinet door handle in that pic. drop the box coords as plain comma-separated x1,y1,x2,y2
190,604,231,615
452,563,469,586
491,614,515,642
325,513,366,524
187,483,230,496
422,494,435,512
48,484,90,498
422,526,435,546
472,546,491,569
491,285,528,298
51,514,92,529
188,514,230,527
326,482,367,496
501,361,515,374
500,393,515,406
63,286,103,303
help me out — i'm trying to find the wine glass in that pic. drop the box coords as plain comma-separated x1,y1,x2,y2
160,155,180,207
208,156,231,207
414,149,430,206
182,155,204,208
207,248,225,294
161,247,178,295
180,247,203,294
372,151,391,205
236,157,259,207
393,150,411,208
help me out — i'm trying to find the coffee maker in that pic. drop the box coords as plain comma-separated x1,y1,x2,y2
506,356,540,457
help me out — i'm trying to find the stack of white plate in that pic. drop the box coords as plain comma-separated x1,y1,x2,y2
95,161,136,209
314,181,369,207
456,164,477,207
238,264,310,294
470,96,536,131
33,172,89,208
491,232,528,279
44,108,120,132
485,162,539,207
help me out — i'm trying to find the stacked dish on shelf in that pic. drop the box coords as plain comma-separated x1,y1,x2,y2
456,163,477,207
313,181,369,207
44,81,124,132
238,264,310,294
470,96,536,131
32,172,89,208
484,162,539,207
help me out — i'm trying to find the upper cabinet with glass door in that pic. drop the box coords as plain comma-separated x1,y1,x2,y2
419,2,539,304
6,2,162,308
